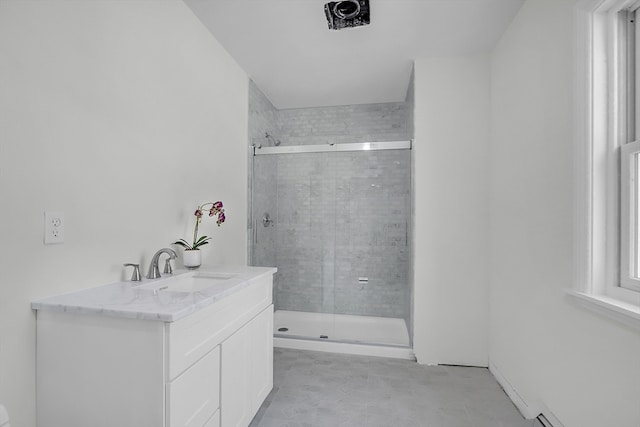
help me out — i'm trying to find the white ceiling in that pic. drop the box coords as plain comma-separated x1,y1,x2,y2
184,0,524,109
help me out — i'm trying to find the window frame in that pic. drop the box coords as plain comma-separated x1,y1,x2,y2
619,4,640,291
572,0,640,328
620,140,640,291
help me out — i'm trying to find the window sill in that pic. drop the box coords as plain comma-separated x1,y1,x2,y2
566,290,640,330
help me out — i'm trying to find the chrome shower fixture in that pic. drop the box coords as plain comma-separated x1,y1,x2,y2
262,212,274,227
265,132,281,146
251,132,281,149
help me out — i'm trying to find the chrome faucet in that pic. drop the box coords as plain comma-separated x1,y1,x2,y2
123,263,142,282
147,248,177,279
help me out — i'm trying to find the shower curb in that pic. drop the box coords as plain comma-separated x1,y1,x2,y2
274,337,416,360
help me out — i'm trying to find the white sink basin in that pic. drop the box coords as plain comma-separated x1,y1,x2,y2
145,272,237,293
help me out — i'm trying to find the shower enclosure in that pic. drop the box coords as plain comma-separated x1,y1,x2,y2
250,141,412,357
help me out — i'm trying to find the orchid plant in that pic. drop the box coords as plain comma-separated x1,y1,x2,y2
174,201,226,251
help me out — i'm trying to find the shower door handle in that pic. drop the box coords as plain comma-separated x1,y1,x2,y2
405,222,408,247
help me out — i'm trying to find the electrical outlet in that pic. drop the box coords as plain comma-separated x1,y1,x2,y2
44,211,64,244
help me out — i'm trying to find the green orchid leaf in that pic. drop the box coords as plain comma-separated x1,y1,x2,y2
173,239,193,250
192,240,210,249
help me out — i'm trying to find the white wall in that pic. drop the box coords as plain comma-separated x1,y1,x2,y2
0,2,248,425
490,0,640,425
413,56,490,366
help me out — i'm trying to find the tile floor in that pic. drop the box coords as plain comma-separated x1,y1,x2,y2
250,348,538,427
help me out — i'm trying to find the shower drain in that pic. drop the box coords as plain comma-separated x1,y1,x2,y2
277,327,289,332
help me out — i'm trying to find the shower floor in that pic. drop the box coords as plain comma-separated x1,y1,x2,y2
274,310,410,347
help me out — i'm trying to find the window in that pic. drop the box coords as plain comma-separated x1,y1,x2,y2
621,141,640,291
573,0,640,327
620,5,640,292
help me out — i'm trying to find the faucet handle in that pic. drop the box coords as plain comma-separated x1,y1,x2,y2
124,263,142,282
163,258,173,275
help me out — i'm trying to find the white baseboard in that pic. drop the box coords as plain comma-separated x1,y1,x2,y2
489,362,566,427
488,361,541,419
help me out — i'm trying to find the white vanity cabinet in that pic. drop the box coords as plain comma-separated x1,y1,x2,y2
168,346,221,427
221,305,273,427
34,270,274,427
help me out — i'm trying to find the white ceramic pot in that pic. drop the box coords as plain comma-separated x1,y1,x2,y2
183,249,201,269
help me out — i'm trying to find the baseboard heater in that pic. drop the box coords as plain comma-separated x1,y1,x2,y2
536,414,555,427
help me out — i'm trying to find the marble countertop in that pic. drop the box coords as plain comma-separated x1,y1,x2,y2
31,265,276,322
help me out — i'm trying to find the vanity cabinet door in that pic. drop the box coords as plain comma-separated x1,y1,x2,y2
220,305,274,427
220,320,251,427
168,347,220,427
248,304,273,411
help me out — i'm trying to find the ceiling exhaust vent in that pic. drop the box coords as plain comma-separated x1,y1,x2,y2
324,0,370,30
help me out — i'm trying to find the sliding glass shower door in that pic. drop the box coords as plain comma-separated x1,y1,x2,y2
250,142,411,347
332,149,411,345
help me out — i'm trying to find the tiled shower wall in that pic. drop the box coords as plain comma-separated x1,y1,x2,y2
249,81,413,321
248,80,281,147
248,80,278,267
278,102,410,146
